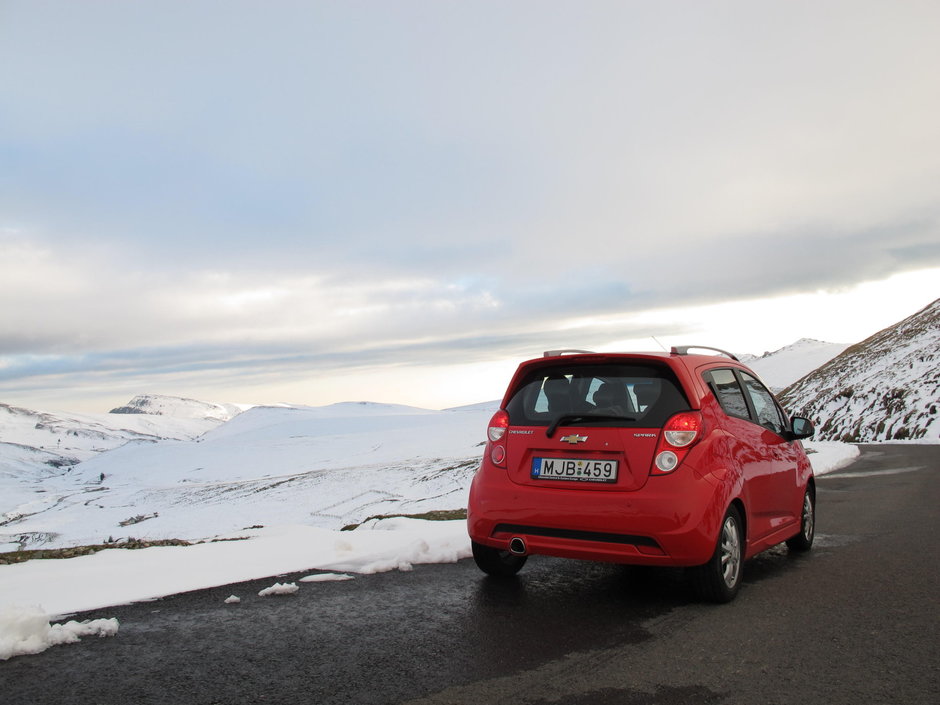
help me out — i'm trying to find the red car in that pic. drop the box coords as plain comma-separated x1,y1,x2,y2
467,347,816,602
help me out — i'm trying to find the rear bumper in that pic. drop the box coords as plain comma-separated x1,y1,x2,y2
467,461,728,567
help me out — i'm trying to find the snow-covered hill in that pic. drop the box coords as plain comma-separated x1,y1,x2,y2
1,401,497,551
0,400,223,464
780,299,940,442
744,339,849,391
0,397,241,548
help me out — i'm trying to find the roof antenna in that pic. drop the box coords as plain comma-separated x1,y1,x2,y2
651,336,668,352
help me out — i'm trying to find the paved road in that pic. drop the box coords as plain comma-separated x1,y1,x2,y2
2,444,938,704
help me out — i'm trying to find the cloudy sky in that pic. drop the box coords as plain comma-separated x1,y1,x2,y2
1,1,939,413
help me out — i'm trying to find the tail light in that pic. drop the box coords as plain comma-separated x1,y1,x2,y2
486,410,509,467
652,411,703,474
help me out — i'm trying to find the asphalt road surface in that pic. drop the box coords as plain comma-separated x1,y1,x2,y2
2,444,938,705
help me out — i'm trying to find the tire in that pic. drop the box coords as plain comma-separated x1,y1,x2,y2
471,540,527,577
691,505,744,603
786,487,815,552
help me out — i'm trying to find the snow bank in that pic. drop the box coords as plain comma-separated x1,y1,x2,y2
0,606,118,661
299,573,354,583
803,441,861,475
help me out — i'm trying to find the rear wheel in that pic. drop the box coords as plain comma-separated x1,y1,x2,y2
691,505,743,603
786,487,815,552
471,540,527,577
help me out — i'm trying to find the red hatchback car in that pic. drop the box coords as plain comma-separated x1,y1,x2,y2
467,347,816,602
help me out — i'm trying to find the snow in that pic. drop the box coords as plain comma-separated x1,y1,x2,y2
0,442,852,657
1,401,495,550
0,517,471,659
804,441,860,475
0,606,118,661
299,573,354,583
744,338,849,391
0,385,890,662
0,398,223,464
0,518,471,617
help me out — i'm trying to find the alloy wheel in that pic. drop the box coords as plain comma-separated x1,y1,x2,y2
720,515,741,589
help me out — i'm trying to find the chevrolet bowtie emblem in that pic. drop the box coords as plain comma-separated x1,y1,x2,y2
559,434,588,444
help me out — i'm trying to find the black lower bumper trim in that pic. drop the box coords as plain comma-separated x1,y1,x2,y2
492,523,660,549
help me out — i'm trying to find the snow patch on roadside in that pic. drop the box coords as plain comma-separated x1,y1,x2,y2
0,518,472,619
299,573,354,583
0,606,118,661
804,441,861,475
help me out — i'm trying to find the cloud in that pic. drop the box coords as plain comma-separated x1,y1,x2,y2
2,1,940,409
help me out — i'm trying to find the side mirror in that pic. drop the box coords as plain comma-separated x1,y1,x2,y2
789,416,814,440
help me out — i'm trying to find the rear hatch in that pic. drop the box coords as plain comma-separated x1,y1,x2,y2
502,360,691,492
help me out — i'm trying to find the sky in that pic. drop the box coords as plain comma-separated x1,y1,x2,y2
1,0,938,413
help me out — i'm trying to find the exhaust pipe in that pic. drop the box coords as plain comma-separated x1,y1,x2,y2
509,537,527,555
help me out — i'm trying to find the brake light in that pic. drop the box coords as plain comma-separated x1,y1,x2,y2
664,412,700,447
486,410,509,467
488,409,509,442
652,411,703,474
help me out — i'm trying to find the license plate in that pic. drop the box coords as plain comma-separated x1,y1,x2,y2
531,457,618,483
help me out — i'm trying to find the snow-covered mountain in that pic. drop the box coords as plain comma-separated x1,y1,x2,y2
780,299,940,442
109,394,243,421
743,338,849,391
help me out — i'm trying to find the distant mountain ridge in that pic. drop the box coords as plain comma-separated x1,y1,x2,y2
780,299,940,442
109,394,242,421
0,399,226,466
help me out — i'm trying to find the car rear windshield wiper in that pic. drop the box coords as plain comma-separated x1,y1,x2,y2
546,413,638,438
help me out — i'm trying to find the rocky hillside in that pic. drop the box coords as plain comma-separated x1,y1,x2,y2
780,299,940,442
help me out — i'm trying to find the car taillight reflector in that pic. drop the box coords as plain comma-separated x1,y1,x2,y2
654,450,679,473
651,411,704,475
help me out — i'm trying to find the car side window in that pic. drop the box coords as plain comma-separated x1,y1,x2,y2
740,372,786,435
704,369,750,420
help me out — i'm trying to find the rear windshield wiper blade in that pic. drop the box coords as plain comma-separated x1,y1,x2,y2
546,413,638,438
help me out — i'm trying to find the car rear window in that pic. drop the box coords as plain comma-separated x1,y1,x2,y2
505,362,691,429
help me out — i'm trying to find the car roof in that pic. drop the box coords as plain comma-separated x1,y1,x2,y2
540,345,740,362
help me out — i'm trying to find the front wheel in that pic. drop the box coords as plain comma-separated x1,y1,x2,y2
471,540,527,577
786,487,815,552
691,505,743,603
